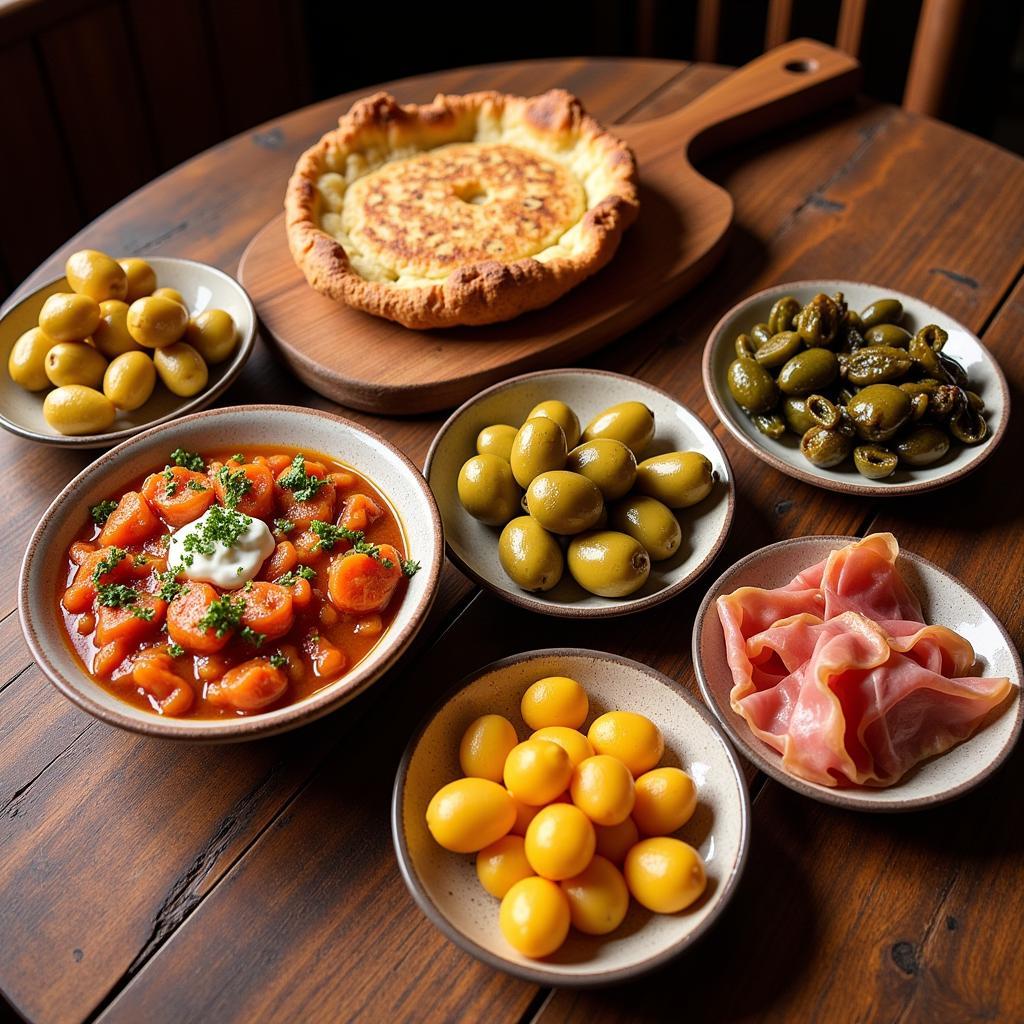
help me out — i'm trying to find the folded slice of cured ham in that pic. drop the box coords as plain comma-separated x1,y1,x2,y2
717,534,1013,787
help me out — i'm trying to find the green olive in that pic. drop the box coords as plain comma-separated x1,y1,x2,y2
948,406,988,445
118,258,157,301
476,424,518,461
894,426,950,467
726,356,778,413
863,324,911,348
65,249,128,303
44,341,107,388
510,417,567,488
768,295,801,335
754,330,803,368
859,298,903,329
457,454,521,525
735,333,757,358
750,323,772,347
581,401,655,457
796,293,841,348
103,351,156,411
846,384,912,442
8,327,55,391
853,445,898,480
42,385,116,435
566,438,637,500
93,300,143,358
776,348,839,396
527,400,580,449
608,496,681,561
845,345,913,386
525,471,604,536
567,531,650,598
38,292,101,343
804,394,841,430
635,451,713,508
153,342,208,397
127,296,189,349
498,516,564,592
752,413,786,439
800,426,852,468
782,397,815,435
184,309,237,364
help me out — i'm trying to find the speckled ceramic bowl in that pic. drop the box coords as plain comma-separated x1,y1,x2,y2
19,405,443,741
425,368,734,618
392,649,751,986
702,281,1009,496
693,536,1022,810
0,257,257,448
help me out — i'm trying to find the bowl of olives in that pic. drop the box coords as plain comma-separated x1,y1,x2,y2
0,252,257,448
702,281,1009,495
424,369,734,618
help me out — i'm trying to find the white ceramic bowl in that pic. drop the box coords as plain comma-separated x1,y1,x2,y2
0,256,257,448
18,405,443,741
425,369,734,618
692,536,1022,810
702,281,1010,495
392,649,751,985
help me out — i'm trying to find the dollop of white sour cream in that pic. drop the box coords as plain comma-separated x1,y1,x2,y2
167,506,275,589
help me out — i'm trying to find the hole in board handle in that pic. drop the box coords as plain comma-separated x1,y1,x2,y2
784,59,819,74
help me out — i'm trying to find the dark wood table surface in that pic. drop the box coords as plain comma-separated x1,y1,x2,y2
2,57,1023,1024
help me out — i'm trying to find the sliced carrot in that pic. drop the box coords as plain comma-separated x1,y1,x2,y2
166,581,231,654
290,577,313,610
93,639,132,677
95,593,167,646
339,493,383,533
196,652,235,682
353,614,383,637
99,491,162,547
292,529,324,562
62,546,131,612
132,649,194,716
266,454,292,475
142,467,215,527
206,658,288,711
69,541,98,565
259,540,297,581
305,633,346,678
214,462,275,519
240,581,294,641
328,471,356,489
128,551,168,579
275,460,335,527
327,544,402,614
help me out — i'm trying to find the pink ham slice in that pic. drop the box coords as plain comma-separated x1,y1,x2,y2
717,534,1013,787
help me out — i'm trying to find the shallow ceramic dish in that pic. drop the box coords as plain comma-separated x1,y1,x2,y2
692,535,1023,811
425,368,734,618
702,281,1010,496
19,405,443,741
392,648,751,986
0,256,257,448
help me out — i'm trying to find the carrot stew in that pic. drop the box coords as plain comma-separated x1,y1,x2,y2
59,446,418,718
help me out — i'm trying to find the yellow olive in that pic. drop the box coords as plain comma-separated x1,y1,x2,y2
184,308,237,364
92,300,143,358
44,341,108,388
38,292,101,342
567,530,650,598
525,471,604,536
581,401,655,457
103,351,156,410
566,438,637,500
43,385,116,435
498,516,564,592
127,295,188,349
526,400,581,449
153,342,209,397
635,451,714,509
119,258,157,301
152,287,187,309
8,327,56,391
458,454,521,525
609,495,681,561
476,424,518,462
65,249,128,302
510,417,567,488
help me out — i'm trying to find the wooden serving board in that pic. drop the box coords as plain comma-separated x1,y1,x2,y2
239,39,860,414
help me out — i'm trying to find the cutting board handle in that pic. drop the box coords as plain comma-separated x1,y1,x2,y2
643,38,861,160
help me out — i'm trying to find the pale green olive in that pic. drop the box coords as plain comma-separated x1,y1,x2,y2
476,424,518,461
510,417,567,488
127,296,188,349
498,516,564,592
608,495,681,561
93,300,143,358
184,308,237,364
43,385,116,435
457,454,521,525
525,471,604,535
8,327,56,391
526,399,581,449
153,342,208,397
65,249,128,302
118,258,157,301
38,292,101,342
635,451,713,508
581,401,655,456
44,341,107,388
566,438,637,500
103,351,156,410
567,530,651,598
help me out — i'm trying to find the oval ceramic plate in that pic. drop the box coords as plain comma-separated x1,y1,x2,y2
0,256,257,448
392,648,750,986
692,535,1022,810
19,405,443,741
702,281,1010,495
425,368,734,618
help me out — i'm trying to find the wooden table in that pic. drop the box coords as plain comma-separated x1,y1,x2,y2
2,57,1023,1024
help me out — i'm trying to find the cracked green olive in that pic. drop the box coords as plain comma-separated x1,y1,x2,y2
635,451,713,508
727,356,779,413
608,495,681,561
510,417,567,488
796,293,841,348
845,345,913,386
894,426,950,467
498,516,564,592
752,413,786,439
949,406,988,444
853,445,898,480
527,400,580,449
567,530,651,598
525,471,604,535
859,298,903,329
476,424,518,461
805,394,841,430
777,348,839,396
768,295,801,335
863,324,912,348
581,401,655,457
800,426,852,467
847,384,912,442
735,333,757,358
566,438,637,500
782,397,815,435
458,454,522,525
754,330,803,368
751,322,772,347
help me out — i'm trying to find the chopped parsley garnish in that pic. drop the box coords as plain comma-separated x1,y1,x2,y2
161,466,179,497
240,626,266,647
132,605,156,622
167,641,185,658
215,465,252,509
90,499,118,525
401,559,421,578
170,448,205,472
133,553,149,567
197,593,245,638
156,570,185,602
96,583,140,608
276,565,316,586
278,454,323,502
173,506,251,568
350,537,393,568
186,479,207,492
269,651,287,669
92,547,127,583
310,519,362,552
274,518,294,534
230,453,245,463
